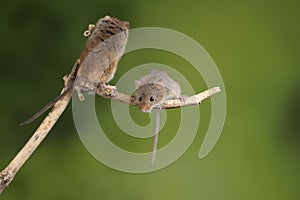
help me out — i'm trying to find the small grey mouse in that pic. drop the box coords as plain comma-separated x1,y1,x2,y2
134,70,181,166
135,70,181,112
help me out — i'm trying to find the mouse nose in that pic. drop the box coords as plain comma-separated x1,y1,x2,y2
140,104,151,113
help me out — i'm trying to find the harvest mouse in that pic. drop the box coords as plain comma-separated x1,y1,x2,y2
75,16,129,99
135,70,181,112
134,70,181,166
20,16,129,126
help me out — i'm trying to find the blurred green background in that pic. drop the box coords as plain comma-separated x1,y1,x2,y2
1,0,300,199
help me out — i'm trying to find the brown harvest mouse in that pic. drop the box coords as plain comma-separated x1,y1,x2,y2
135,70,181,112
20,16,129,126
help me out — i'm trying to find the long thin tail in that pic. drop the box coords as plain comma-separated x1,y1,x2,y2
19,87,73,126
151,108,161,167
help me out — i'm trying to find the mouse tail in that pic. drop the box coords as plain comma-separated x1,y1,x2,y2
19,87,73,126
151,108,161,167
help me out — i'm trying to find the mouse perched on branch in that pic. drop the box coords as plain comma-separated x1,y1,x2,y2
135,70,183,166
1,16,131,193
135,70,182,112
20,16,129,126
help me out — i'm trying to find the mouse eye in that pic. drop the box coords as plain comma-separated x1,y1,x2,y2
138,96,142,102
149,96,155,102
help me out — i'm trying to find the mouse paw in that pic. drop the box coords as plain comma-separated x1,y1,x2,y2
75,86,85,101
78,93,85,101
98,84,118,97
83,24,95,37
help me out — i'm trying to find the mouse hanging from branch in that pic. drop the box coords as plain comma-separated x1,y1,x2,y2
134,70,184,167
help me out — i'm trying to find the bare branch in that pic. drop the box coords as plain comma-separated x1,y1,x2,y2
96,85,221,109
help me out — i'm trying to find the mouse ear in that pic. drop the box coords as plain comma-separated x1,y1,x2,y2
135,80,141,88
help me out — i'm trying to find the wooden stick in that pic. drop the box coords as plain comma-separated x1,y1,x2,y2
96,85,221,109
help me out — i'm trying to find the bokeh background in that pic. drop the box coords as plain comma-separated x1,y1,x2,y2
1,0,300,199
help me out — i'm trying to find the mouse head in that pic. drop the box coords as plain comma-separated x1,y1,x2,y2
135,83,165,112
